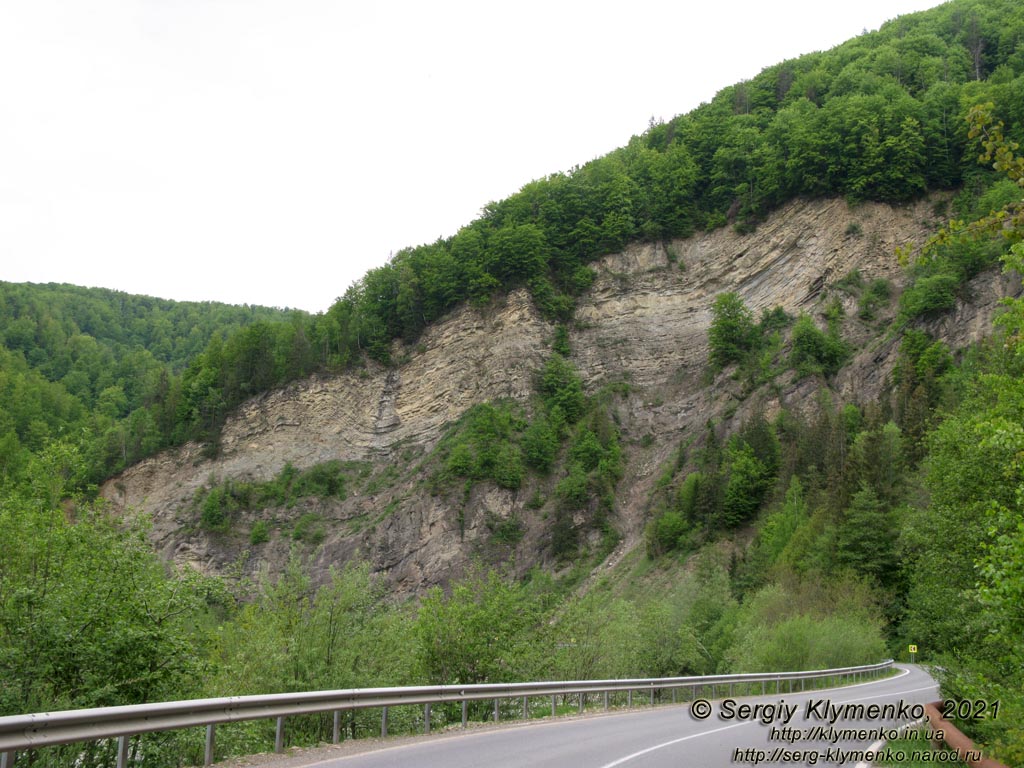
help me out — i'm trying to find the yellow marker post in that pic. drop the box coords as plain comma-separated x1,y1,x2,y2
909,644,917,662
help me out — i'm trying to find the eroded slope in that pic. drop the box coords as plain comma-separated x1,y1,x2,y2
102,196,1016,596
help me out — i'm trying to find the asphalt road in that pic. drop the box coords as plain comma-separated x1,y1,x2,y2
235,665,938,768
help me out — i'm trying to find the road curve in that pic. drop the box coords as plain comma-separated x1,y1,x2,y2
234,665,938,768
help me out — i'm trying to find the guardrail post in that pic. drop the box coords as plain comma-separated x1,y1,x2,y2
116,735,130,768
333,711,341,744
461,700,468,727
275,716,285,753
650,686,654,706
579,693,585,714
604,690,609,710
627,690,632,708
382,707,389,738
493,698,499,722
551,695,556,717
0,751,14,768
523,696,528,720
672,688,676,704
424,703,431,734
204,724,215,766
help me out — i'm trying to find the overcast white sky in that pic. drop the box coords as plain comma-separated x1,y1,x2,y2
1,0,945,313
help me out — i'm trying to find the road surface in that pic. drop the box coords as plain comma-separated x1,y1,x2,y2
228,664,938,768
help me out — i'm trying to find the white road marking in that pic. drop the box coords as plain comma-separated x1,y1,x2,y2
597,668,937,768
596,722,751,768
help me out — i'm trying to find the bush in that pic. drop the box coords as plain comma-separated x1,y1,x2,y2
200,486,231,531
727,613,887,672
292,513,325,545
857,278,892,320
789,314,849,377
551,509,578,561
537,355,586,423
193,462,353,529
899,272,959,318
709,293,759,369
521,417,558,473
491,443,524,490
555,464,589,511
570,429,603,472
445,442,475,477
485,513,525,546
936,662,1024,766
291,461,346,499
439,403,526,490
758,305,791,333
644,509,689,557
250,520,270,545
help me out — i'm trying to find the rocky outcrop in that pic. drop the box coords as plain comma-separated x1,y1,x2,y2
101,195,1019,597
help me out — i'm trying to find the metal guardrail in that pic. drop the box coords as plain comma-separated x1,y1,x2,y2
0,659,893,767
923,700,1009,768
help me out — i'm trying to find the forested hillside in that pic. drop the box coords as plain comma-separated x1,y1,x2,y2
0,282,306,480
2,0,1024,765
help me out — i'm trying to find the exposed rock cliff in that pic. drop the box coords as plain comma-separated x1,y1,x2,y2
101,195,1018,596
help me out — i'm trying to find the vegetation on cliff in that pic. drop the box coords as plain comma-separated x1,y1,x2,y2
2,0,1024,764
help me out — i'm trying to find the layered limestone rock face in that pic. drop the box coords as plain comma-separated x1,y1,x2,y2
103,290,551,594
574,197,919,394
101,195,1016,596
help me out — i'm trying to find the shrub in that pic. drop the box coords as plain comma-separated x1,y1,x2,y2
292,513,325,545
440,402,525,489
727,614,887,672
552,325,571,356
899,272,959,318
521,417,558,473
491,443,524,490
644,509,689,557
486,513,525,546
758,305,791,333
291,461,346,499
789,314,849,377
709,293,759,369
555,464,590,511
537,355,586,423
445,442,476,478
250,520,270,545
200,487,229,531
570,429,603,472
857,278,892,320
